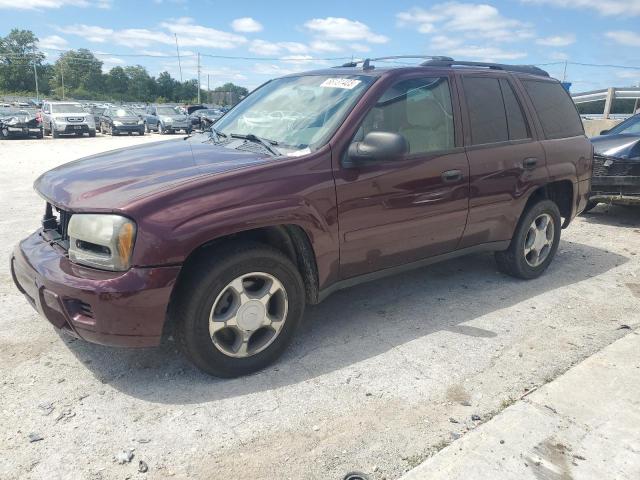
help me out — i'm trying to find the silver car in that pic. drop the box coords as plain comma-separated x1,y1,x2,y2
41,101,96,138
144,105,192,135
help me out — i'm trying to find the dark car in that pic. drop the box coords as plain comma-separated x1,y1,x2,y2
0,107,42,139
586,113,640,210
11,57,592,377
88,106,106,126
99,107,145,136
189,108,224,130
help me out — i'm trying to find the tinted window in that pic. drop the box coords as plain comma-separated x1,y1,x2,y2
463,77,509,145
500,79,529,140
523,80,583,139
357,77,455,154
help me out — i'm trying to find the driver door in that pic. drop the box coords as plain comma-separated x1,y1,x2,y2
334,75,470,279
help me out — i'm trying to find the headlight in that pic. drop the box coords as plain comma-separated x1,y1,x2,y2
113,120,123,126
68,214,136,271
162,116,173,123
138,120,144,125
55,115,67,122
6,117,19,126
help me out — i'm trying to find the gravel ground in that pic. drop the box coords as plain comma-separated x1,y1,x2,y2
1,134,638,480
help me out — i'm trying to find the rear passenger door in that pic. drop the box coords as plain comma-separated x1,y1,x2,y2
458,74,547,249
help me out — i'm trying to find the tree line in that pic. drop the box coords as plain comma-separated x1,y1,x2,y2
0,29,249,105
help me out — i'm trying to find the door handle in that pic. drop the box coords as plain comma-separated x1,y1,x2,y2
523,157,538,169
441,169,463,183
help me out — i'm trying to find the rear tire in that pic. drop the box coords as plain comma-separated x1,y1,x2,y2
495,199,561,280
173,242,305,377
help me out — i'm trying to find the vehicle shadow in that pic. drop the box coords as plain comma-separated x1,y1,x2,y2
61,240,628,404
581,204,640,228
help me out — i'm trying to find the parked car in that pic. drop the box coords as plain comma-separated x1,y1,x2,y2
88,106,106,126
0,107,42,139
99,107,145,136
186,104,206,115
586,113,640,210
41,101,96,138
189,108,224,130
11,57,592,377
143,105,191,134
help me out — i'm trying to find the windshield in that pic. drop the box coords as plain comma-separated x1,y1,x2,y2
51,103,85,113
112,108,137,117
608,115,640,135
157,106,180,116
214,74,375,154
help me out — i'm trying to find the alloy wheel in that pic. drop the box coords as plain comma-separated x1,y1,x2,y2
523,213,555,267
209,272,288,358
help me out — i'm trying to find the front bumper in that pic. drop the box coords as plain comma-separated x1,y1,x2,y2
590,176,640,204
113,125,144,133
54,123,93,134
11,230,181,347
5,126,41,136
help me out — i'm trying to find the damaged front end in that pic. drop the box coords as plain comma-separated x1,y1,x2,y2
590,132,640,205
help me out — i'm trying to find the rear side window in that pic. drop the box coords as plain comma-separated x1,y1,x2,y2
522,80,583,139
500,79,529,140
463,77,509,145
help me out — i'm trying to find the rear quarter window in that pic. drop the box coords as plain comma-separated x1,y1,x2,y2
522,80,583,139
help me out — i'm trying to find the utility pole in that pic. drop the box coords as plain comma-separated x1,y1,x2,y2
61,69,65,100
33,59,39,101
562,60,568,82
175,34,183,82
207,74,210,104
197,52,201,104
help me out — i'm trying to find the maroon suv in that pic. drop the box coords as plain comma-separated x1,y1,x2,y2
11,57,592,377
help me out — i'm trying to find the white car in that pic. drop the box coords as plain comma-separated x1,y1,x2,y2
41,101,96,138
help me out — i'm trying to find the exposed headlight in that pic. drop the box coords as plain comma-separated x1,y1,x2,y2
68,214,137,271
113,120,123,126
6,117,19,126
138,120,144,125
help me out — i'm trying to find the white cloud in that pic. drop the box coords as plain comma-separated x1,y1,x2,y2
397,3,534,42
605,30,640,47
249,40,309,56
522,0,640,16
549,51,569,61
0,0,110,9
429,35,526,61
38,35,68,50
57,18,246,50
304,17,388,44
536,34,575,47
231,17,263,33
309,40,342,53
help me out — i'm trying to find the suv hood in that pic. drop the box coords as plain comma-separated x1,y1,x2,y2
591,134,640,160
35,138,271,210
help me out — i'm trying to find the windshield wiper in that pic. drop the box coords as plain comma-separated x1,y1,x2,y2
230,133,281,156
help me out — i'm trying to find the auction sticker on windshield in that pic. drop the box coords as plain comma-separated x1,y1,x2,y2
320,78,362,89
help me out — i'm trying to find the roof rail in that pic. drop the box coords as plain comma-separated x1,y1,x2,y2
336,55,454,70
421,59,549,77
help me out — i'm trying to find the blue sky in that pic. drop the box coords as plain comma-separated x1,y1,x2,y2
1,0,639,92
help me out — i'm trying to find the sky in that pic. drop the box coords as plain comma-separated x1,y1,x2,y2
1,0,639,93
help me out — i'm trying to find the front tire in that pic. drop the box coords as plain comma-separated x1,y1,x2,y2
173,242,305,377
495,199,561,280
582,200,598,213
158,123,165,135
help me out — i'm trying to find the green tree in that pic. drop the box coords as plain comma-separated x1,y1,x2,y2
212,82,249,106
105,66,129,98
156,71,178,101
125,65,155,102
0,29,45,93
51,49,103,97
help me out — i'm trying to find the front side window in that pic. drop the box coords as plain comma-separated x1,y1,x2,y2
356,76,455,155
215,74,375,154
522,80,583,139
463,77,509,145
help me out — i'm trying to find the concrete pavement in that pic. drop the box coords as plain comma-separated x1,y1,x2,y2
401,330,640,479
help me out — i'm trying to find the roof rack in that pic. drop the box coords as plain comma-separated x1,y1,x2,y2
420,59,549,77
336,55,454,70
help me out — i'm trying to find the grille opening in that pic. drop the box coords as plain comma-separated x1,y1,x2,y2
42,203,72,242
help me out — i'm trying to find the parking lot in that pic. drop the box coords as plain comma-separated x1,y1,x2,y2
1,135,639,480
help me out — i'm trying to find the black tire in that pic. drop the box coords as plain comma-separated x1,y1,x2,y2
144,122,149,133
36,129,43,139
140,129,145,136
495,199,561,280
52,128,59,138
582,200,598,213
89,130,96,138
0,127,9,140
111,126,117,136
173,242,305,377
158,123,165,135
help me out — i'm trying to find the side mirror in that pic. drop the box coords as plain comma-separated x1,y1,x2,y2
344,131,409,168
600,129,610,135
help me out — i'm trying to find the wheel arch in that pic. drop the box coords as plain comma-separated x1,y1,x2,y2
522,180,574,228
